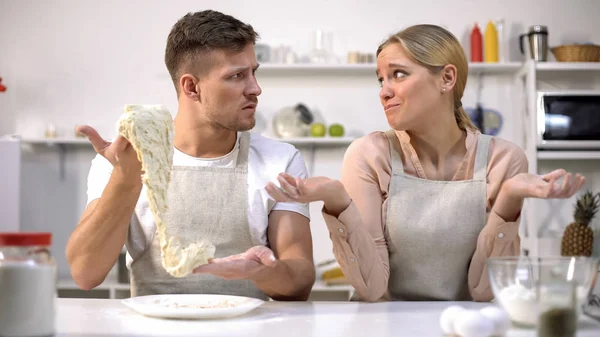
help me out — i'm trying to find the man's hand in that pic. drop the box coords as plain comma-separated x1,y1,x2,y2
192,246,277,281
76,125,142,183
195,211,314,301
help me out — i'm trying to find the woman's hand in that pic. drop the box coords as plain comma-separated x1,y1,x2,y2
265,173,352,216
503,169,585,200
494,169,585,222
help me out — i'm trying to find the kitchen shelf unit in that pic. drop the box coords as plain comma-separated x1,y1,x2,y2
265,136,357,175
19,137,91,181
21,137,90,145
515,59,600,257
533,62,600,72
19,136,357,148
18,136,357,178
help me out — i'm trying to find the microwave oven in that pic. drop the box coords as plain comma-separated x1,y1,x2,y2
537,91,600,150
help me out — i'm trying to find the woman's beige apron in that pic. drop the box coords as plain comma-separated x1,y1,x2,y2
384,130,491,301
129,132,268,300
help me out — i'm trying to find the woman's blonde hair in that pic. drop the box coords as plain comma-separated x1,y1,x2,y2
376,24,477,131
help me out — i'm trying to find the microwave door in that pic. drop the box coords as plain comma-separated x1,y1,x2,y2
538,92,600,150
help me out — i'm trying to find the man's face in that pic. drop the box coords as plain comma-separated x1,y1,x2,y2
198,44,262,132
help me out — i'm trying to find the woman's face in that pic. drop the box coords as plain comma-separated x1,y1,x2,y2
376,43,445,132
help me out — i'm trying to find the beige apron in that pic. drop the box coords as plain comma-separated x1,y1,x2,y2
384,130,491,301
129,132,268,300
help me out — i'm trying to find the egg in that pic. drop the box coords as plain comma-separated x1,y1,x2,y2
479,306,511,336
454,310,494,337
439,305,466,335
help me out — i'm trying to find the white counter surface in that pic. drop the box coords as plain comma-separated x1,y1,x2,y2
55,298,600,337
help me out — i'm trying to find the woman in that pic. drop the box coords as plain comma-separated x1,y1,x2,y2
265,24,586,302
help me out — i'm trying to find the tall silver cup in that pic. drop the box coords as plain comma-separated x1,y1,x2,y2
519,25,549,61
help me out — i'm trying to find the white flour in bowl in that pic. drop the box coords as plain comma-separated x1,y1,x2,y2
0,262,56,336
497,283,589,326
497,284,537,326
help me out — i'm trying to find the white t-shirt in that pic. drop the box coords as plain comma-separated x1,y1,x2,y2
85,132,310,267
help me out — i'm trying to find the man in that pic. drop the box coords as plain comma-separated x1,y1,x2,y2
66,10,315,301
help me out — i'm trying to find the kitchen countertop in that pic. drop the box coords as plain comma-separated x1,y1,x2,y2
54,298,600,337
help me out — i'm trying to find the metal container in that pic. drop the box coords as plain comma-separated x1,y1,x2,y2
519,25,549,61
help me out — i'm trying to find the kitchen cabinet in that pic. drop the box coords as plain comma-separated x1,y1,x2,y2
515,60,600,258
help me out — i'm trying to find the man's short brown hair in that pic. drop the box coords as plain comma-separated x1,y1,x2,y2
165,10,259,91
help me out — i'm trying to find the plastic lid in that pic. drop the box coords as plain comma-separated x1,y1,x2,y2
0,232,52,246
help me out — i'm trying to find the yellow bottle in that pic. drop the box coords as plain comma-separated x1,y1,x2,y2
484,21,499,63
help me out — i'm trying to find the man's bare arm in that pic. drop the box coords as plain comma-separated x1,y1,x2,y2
66,125,142,290
253,210,315,301
192,210,315,300
66,172,141,290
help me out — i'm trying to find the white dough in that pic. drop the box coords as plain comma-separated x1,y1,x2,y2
118,104,215,278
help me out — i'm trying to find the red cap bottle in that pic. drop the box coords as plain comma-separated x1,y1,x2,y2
471,23,483,62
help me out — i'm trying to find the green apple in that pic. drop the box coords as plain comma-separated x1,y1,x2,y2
328,123,345,137
311,123,326,137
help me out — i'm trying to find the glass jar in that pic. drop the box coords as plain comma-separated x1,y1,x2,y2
0,232,57,337
536,263,578,337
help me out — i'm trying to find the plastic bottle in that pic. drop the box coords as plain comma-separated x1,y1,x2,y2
495,18,507,62
484,20,499,63
470,23,483,62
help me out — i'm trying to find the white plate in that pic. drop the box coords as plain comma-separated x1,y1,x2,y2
121,294,264,320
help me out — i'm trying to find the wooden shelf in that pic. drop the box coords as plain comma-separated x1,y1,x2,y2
537,151,600,160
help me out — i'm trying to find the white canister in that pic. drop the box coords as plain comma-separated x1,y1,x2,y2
0,232,56,337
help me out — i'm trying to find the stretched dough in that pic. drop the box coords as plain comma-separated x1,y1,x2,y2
118,104,215,277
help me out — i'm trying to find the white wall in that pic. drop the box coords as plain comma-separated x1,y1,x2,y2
1,0,599,278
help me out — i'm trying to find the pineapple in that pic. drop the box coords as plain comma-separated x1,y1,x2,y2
561,191,600,257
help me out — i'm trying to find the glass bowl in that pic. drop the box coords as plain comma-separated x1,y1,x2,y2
487,256,599,327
